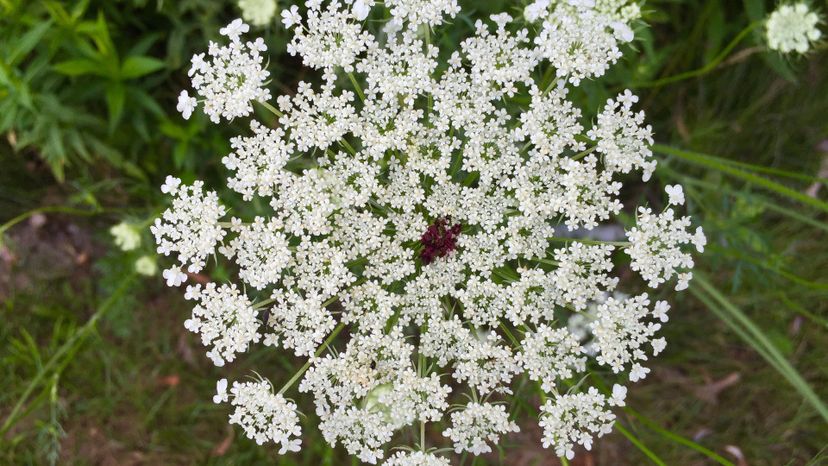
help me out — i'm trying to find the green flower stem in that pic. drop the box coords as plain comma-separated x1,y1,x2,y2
634,21,762,88
547,237,631,247
499,321,521,348
1,205,103,238
347,72,366,102
340,138,358,155
420,419,426,451
277,320,346,396
258,99,284,118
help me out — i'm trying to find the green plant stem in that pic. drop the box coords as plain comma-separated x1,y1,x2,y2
258,99,284,118
1,206,102,237
420,420,426,451
654,144,828,213
499,321,521,348
347,72,366,102
547,237,630,247
277,321,346,396
0,274,135,436
340,138,358,155
635,22,762,88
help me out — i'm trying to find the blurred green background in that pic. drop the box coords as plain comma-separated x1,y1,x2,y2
1,0,827,464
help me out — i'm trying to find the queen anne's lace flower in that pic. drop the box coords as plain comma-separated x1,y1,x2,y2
383,451,451,466
766,3,822,54
518,325,588,392
157,1,702,460
286,1,373,73
588,90,655,180
552,243,618,310
591,294,668,381
184,283,261,366
184,19,271,122
385,0,460,29
527,1,638,85
224,120,293,200
110,222,141,251
151,178,226,275
539,386,626,460
238,0,277,27
134,255,157,276
263,290,336,356
625,203,706,290
222,378,302,453
443,402,519,454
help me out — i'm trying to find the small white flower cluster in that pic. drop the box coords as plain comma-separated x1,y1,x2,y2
525,0,638,85
298,330,451,463
591,294,669,382
183,283,261,367
625,188,706,290
238,0,278,27
155,0,706,461
518,324,587,392
213,378,302,453
151,176,226,277
383,451,451,466
178,19,271,122
110,222,141,251
443,402,519,454
766,3,822,54
540,385,627,460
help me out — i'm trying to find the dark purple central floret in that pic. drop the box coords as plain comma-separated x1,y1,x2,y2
419,217,462,265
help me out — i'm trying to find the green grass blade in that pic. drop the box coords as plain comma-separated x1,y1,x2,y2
0,274,135,436
614,422,668,466
691,274,828,423
625,408,735,466
653,144,828,213
658,165,828,234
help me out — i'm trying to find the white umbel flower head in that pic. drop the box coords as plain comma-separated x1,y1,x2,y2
383,451,451,466
442,402,519,454
183,283,261,366
539,387,622,460
186,19,271,122
224,378,302,453
238,0,278,27
625,206,705,290
134,256,158,276
151,179,226,275
158,0,702,461
517,325,588,392
590,294,667,381
766,3,822,54
110,222,141,251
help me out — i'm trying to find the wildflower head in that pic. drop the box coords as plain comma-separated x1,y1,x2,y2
155,0,705,462
766,3,822,54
